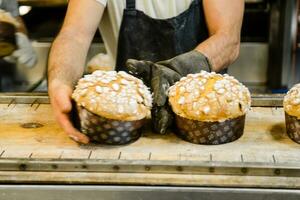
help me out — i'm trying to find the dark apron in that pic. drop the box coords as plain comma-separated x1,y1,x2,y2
115,0,209,71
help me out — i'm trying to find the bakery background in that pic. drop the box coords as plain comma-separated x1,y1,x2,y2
0,0,298,93
1,1,300,199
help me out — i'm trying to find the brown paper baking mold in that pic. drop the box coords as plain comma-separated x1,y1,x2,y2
285,112,300,144
76,106,145,145
174,114,245,145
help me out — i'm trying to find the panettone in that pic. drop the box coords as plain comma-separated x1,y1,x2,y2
168,70,251,122
0,9,20,27
0,9,19,57
284,84,300,144
72,70,152,144
72,70,152,121
284,84,300,118
168,70,251,145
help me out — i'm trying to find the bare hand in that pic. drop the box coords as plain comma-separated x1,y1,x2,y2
48,80,89,144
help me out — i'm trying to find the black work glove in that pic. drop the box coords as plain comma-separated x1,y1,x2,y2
126,50,211,134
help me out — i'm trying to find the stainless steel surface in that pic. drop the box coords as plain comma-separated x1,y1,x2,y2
282,0,298,89
12,42,49,92
5,42,105,92
0,185,299,200
228,43,268,85
9,42,270,92
268,0,298,89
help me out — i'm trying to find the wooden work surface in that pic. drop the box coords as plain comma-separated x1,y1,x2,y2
0,99,300,188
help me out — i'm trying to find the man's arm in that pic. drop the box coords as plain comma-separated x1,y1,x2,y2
48,0,105,143
196,0,244,71
125,0,244,134
48,0,104,86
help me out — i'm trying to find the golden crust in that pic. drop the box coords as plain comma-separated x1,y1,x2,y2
72,70,152,121
168,71,251,122
284,83,300,118
0,9,20,27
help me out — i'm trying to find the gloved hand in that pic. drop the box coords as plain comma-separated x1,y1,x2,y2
4,32,37,68
126,50,211,134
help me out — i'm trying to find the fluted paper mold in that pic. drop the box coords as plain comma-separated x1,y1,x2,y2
77,106,144,145
174,115,245,145
285,112,300,144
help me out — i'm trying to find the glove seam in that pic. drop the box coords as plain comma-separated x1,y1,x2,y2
204,55,212,72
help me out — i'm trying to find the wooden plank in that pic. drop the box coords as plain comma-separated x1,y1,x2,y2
0,103,78,153
89,149,120,160
60,150,92,159
0,105,299,162
150,153,180,161
178,153,210,162
119,152,150,160
271,107,285,116
241,152,275,163
0,103,300,187
2,149,33,159
30,149,62,159
275,151,300,164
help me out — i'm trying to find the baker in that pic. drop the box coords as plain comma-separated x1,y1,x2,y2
0,0,37,68
48,0,244,144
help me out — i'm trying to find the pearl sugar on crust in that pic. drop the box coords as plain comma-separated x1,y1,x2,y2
72,70,152,121
168,70,251,122
284,83,300,118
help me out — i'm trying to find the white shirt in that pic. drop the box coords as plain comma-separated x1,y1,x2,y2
94,0,193,67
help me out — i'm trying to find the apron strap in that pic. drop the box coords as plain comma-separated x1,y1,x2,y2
126,0,136,9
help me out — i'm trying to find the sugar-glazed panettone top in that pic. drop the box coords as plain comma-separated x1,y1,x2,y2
168,71,251,122
72,70,152,121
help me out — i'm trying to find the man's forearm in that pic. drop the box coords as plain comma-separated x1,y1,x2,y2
48,0,105,88
199,0,244,72
196,31,240,72
48,32,89,88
